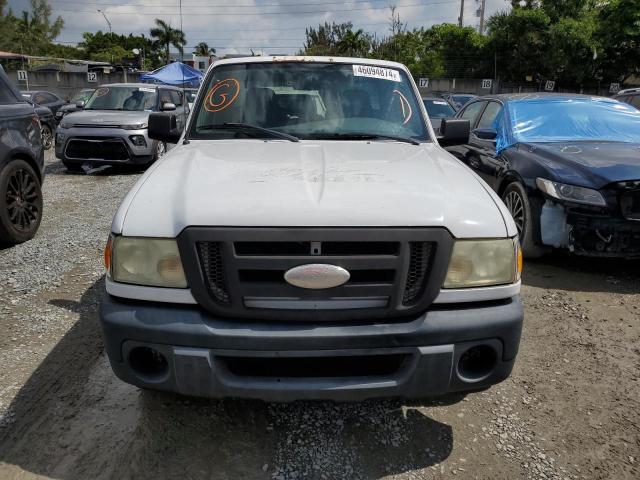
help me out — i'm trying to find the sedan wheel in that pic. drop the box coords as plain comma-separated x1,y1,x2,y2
504,189,525,237
501,182,545,259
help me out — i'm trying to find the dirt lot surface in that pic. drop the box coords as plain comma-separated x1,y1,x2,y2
0,153,639,480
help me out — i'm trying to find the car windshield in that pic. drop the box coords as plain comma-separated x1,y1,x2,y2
423,98,456,119
85,86,158,111
496,97,640,152
72,90,95,103
190,62,429,142
451,95,475,105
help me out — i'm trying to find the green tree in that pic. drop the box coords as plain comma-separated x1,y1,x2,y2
423,24,488,78
194,41,215,56
302,22,355,56
596,0,640,82
0,1,18,53
150,19,186,64
485,8,551,82
10,0,64,55
79,31,159,67
336,29,369,56
547,15,599,85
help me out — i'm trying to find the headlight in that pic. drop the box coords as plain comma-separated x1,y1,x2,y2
59,122,70,129
109,236,187,288
122,122,148,130
536,178,606,206
444,238,521,288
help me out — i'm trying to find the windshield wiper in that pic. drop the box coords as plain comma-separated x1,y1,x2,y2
306,132,420,145
197,123,299,142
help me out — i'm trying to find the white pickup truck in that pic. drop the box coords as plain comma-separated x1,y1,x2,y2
100,56,523,401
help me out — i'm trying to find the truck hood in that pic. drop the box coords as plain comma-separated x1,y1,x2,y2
522,141,640,188
63,109,150,126
115,140,511,238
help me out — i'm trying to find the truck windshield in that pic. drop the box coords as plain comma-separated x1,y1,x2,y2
85,86,158,111
190,62,429,142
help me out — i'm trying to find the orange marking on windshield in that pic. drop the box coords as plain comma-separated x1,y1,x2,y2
204,78,240,112
393,89,412,125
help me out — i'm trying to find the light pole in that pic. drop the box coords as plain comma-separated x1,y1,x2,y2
97,9,113,63
97,9,112,37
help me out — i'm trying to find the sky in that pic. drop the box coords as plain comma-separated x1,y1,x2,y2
7,0,511,56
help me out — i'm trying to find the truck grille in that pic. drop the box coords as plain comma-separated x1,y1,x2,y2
620,190,640,221
65,138,130,161
403,242,435,305
197,242,230,304
179,228,453,322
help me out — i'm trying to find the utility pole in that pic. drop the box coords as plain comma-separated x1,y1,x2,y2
479,0,486,34
458,0,464,27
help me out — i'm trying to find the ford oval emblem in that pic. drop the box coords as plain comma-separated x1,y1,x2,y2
284,264,350,289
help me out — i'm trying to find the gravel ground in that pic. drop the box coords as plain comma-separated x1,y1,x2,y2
0,152,638,480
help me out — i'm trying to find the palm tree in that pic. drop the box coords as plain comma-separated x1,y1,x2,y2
150,19,186,64
336,29,368,57
194,41,216,57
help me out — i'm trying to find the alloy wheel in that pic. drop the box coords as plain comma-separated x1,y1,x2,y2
504,190,525,237
6,168,40,232
41,124,53,150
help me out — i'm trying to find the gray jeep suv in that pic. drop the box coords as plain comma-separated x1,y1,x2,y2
55,83,188,171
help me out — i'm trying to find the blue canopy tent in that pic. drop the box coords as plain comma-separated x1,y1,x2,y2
139,62,203,87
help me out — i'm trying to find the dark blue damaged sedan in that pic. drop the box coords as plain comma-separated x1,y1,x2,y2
446,93,640,258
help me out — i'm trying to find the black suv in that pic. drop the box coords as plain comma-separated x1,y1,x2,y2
0,66,44,244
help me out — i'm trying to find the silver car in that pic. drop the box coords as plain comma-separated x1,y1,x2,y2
55,83,188,171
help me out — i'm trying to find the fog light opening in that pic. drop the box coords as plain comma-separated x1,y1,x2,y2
457,345,498,382
128,346,169,380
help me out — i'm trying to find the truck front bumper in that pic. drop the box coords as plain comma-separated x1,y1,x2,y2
99,295,523,402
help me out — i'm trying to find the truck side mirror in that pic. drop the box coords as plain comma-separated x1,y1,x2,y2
149,112,183,144
161,102,176,111
75,100,85,109
438,118,470,147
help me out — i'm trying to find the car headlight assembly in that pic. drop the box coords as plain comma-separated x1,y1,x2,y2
444,238,521,289
122,122,148,130
107,236,187,288
536,178,606,206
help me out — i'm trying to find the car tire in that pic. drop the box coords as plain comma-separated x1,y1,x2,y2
0,159,43,244
41,124,53,150
153,141,166,161
502,182,545,258
62,161,84,173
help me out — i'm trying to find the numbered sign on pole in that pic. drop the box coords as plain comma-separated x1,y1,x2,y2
87,72,97,83
544,80,555,91
418,78,429,88
481,79,492,89
609,83,620,94
17,70,28,82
